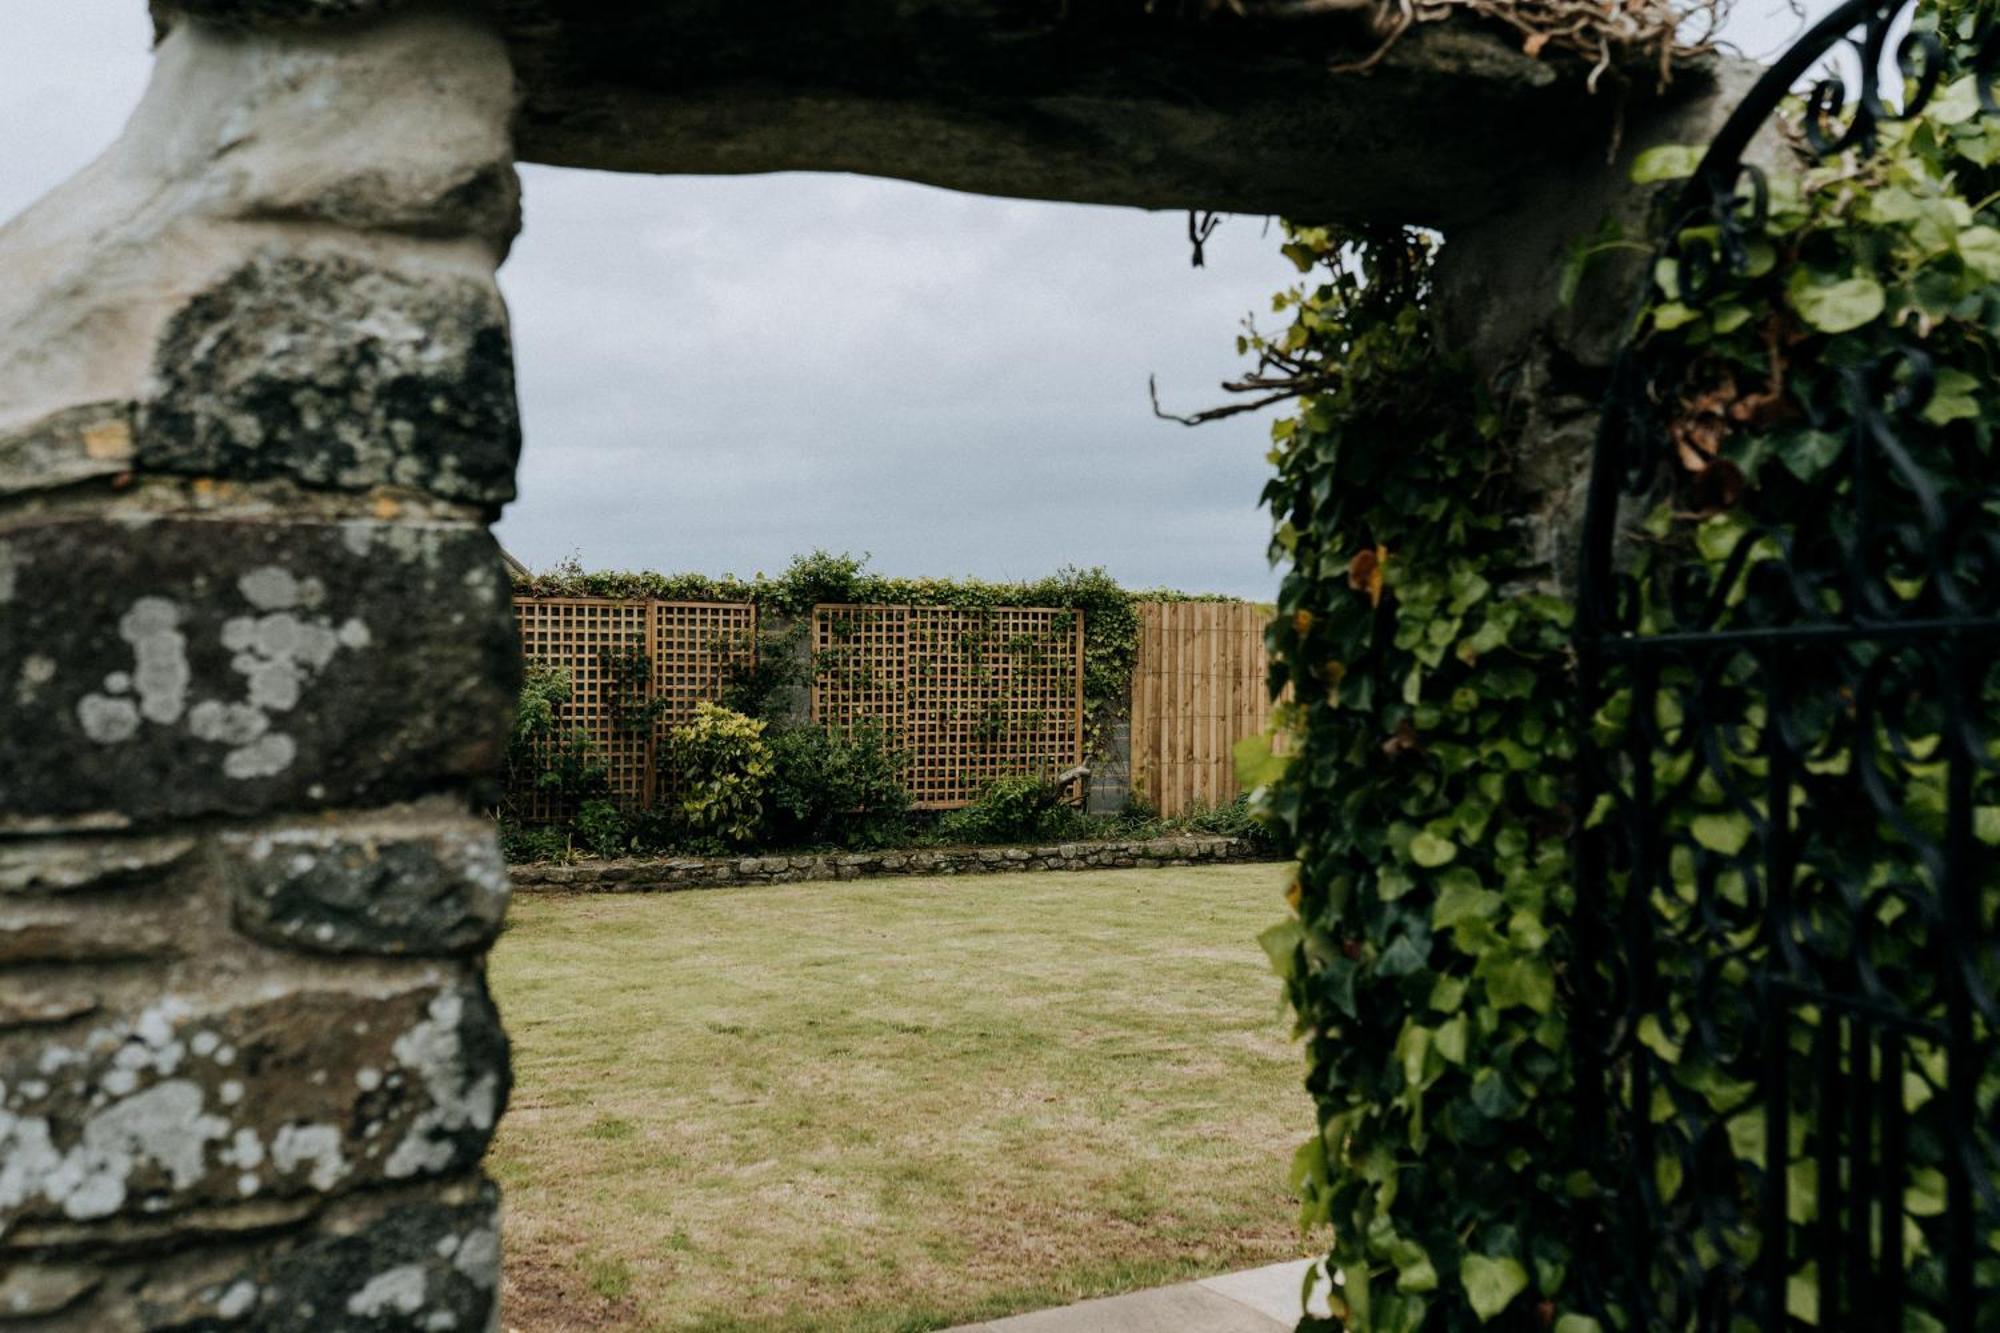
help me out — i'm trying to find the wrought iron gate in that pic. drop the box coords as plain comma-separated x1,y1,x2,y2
1573,1,2000,1326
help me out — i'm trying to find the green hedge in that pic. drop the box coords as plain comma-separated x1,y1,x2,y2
512,549,1246,745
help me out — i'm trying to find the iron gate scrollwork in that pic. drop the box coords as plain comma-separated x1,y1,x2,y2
1573,1,2000,1327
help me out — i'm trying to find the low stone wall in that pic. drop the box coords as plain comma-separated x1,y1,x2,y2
509,835,1273,893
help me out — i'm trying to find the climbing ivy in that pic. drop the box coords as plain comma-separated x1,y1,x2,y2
1245,226,1587,1331
1248,4,2000,1327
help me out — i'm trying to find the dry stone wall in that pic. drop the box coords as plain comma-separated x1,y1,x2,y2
510,834,1272,894
0,4,521,1328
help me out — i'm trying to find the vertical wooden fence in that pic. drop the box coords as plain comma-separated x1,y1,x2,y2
1130,601,1275,817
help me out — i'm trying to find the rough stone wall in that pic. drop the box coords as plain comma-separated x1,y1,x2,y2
1432,59,1769,597
511,833,1270,894
0,5,521,1329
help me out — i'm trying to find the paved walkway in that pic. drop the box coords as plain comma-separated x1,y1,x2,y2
945,1258,1335,1332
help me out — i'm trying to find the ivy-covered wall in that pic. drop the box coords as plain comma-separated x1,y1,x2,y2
1248,3,2000,1326
512,550,1244,757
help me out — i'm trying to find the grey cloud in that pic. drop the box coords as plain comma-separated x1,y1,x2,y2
5,0,1842,601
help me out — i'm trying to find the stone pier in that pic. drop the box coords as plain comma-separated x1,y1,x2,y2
0,5,521,1326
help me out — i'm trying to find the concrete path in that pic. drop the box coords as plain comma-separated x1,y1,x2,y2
946,1258,1335,1332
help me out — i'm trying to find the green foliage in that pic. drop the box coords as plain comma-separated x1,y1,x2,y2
1165,795,1278,851
514,550,1239,759
764,721,912,849
576,797,635,859
719,618,814,722
932,774,1086,844
664,703,775,847
506,661,609,810
1593,7,2000,1317
1249,226,1581,1330
497,817,572,864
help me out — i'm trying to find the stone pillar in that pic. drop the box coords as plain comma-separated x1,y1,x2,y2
1432,59,1767,597
0,4,521,1327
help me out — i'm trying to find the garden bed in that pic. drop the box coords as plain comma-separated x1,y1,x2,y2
508,833,1273,894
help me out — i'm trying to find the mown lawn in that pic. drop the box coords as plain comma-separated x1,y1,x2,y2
487,863,1316,1333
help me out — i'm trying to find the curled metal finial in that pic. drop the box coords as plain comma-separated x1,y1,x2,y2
1187,211,1222,267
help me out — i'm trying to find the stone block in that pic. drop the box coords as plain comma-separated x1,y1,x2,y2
0,969,505,1245
0,516,516,829
131,248,519,503
30,1173,499,1330
0,836,196,897
220,810,508,956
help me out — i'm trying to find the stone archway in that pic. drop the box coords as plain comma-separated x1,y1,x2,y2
0,3,1749,1326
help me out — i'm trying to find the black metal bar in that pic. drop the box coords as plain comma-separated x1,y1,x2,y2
1815,1012,1845,1326
1878,1027,1907,1325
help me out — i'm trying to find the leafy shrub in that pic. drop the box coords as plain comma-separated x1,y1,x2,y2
763,722,910,849
931,774,1086,845
497,816,572,864
663,703,773,846
1170,795,1276,851
575,798,634,859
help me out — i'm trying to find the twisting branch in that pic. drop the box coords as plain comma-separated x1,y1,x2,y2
1149,370,1335,426
1187,211,1223,267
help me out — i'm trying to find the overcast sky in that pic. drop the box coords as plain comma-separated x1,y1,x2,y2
5,1,1835,598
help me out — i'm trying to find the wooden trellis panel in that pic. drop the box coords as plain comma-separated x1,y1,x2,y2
1130,601,1275,818
812,604,1084,810
510,596,756,820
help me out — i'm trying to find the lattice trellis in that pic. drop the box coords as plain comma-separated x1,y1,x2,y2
510,597,756,820
813,604,1083,809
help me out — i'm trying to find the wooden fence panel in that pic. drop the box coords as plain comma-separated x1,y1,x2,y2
812,604,1084,809
511,596,756,819
1130,601,1275,817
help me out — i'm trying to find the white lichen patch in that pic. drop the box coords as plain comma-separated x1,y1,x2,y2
382,991,498,1180
271,1122,347,1191
70,570,369,780
453,1227,500,1287
14,654,56,707
76,694,141,744
216,1279,258,1320
122,597,191,724
223,733,297,781
35,1080,229,1221
346,1265,428,1318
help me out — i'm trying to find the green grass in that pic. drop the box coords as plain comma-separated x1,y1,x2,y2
488,864,1317,1332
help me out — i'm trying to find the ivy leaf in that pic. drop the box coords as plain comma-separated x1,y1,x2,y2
1410,831,1458,867
1689,811,1752,856
1555,1317,1604,1333
1921,368,1981,425
1259,920,1306,980
1630,144,1702,184
1478,953,1555,1014
1956,225,2000,280
1774,429,1845,482
1651,302,1701,331
1460,1254,1530,1322
1235,732,1290,791
1786,272,1885,333
1929,75,1982,125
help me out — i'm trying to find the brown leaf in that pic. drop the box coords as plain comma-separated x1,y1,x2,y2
1347,545,1388,606
1523,30,1551,56
1381,717,1422,759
